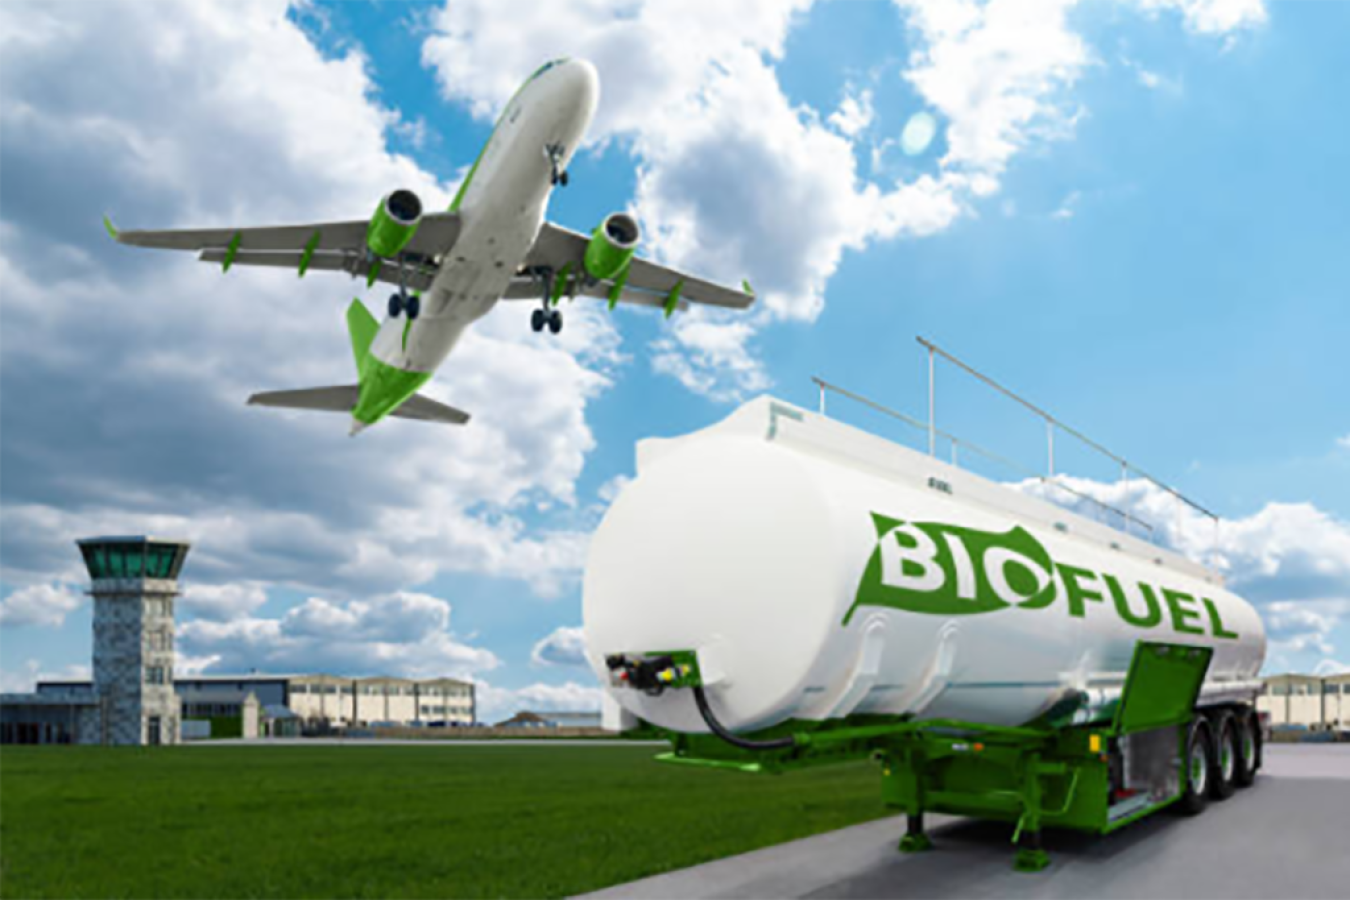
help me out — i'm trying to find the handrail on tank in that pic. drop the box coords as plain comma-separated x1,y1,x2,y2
915,337,1219,521
809,376,1157,542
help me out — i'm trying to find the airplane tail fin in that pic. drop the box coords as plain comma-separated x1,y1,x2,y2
347,299,379,369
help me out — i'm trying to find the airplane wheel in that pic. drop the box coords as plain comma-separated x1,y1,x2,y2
406,295,421,321
559,170,569,187
388,294,402,318
531,309,546,332
548,310,563,335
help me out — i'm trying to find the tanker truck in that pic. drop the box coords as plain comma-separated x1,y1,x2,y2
583,395,1266,872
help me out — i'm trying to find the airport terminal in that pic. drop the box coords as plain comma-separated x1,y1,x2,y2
0,536,475,745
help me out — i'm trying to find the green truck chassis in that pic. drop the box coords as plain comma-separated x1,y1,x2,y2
614,641,1262,871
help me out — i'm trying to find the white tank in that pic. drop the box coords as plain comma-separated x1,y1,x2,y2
583,397,1265,734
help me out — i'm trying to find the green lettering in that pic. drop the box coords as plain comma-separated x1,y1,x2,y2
1202,598,1239,640
1104,575,1162,628
1163,589,1205,635
1058,564,1105,618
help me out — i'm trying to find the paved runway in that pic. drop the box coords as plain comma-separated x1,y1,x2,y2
581,744,1350,899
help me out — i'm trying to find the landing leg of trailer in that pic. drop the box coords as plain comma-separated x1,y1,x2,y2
899,813,932,853
1012,751,1051,872
897,750,933,853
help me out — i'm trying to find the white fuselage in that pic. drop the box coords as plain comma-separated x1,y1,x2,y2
368,60,599,373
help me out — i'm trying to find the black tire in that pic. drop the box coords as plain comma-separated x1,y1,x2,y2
548,310,563,334
1178,718,1213,816
1209,711,1239,801
559,170,569,187
388,294,402,318
405,294,421,321
531,309,546,332
1233,708,1261,788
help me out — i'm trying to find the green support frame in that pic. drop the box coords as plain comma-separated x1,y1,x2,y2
641,640,1213,871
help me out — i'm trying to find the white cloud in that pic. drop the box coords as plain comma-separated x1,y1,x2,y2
421,0,1266,401
897,0,1092,178
0,583,84,628
177,590,500,678
1051,189,1081,219
180,583,268,622
1135,0,1267,36
0,0,621,604
531,625,589,667
474,679,604,723
1014,476,1350,670
829,87,875,138
0,660,90,694
1336,434,1350,452
1312,659,1349,677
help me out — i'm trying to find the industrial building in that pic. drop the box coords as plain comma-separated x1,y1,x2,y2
0,535,474,744
32,673,476,735
1257,672,1350,732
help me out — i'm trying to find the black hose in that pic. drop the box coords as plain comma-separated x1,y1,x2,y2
691,685,796,751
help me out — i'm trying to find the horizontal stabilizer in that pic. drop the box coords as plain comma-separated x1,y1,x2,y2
247,385,470,426
247,385,360,413
389,393,471,425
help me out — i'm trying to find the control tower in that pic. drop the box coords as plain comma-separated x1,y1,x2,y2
77,536,191,745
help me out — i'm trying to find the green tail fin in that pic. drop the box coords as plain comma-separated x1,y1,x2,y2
347,299,379,369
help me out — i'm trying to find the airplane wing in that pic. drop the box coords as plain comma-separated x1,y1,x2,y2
513,222,755,314
103,213,461,294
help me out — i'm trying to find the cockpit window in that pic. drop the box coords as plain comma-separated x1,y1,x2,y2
530,58,568,80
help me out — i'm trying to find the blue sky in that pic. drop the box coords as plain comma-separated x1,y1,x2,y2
2,0,1347,718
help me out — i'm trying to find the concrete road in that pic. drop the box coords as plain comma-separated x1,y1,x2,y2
580,744,1350,899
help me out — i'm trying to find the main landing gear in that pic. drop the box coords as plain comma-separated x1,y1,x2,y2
388,292,420,320
532,307,563,335
387,251,420,320
545,142,569,187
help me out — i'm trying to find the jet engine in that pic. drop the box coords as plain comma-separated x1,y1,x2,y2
366,189,423,258
583,212,640,281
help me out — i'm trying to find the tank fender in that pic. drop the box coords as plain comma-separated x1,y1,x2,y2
823,616,887,718
893,619,959,717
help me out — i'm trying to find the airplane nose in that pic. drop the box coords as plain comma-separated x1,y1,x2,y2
563,58,600,115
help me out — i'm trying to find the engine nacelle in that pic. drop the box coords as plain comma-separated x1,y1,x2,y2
583,213,640,282
366,189,423,258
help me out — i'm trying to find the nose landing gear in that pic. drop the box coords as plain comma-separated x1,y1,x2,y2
545,142,569,186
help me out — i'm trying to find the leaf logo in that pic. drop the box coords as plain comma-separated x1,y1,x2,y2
844,513,1059,623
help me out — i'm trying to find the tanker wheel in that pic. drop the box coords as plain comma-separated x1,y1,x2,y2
1233,708,1261,788
1209,711,1239,801
1178,718,1213,816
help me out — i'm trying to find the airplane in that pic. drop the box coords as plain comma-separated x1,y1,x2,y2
105,58,755,435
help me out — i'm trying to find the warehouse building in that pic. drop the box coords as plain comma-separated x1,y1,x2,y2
32,672,476,736
1258,673,1350,732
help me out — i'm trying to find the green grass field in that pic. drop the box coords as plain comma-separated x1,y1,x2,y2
0,745,891,898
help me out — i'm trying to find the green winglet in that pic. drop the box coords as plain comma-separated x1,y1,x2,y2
346,299,379,369
607,265,631,311
550,262,573,308
102,215,119,240
298,230,321,278
221,231,242,273
366,258,383,288
742,278,755,297
664,279,685,319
